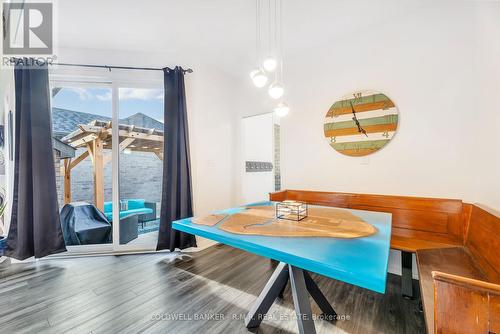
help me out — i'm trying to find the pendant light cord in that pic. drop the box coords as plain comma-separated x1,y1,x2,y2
274,0,278,82
268,0,273,58
256,0,261,66
279,0,284,83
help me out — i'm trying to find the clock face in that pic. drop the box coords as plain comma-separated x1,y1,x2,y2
324,91,399,157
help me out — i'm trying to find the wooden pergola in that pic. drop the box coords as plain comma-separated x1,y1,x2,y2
61,120,164,211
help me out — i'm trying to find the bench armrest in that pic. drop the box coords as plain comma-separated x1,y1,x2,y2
432,271,500,295
138,202,157,222
144,201,156,210
432,270,500,334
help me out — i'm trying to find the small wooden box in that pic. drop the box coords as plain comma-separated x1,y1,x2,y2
275,201,308,221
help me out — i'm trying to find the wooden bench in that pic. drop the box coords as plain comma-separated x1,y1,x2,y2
417,204,500,333
269,189,466,297
269,190,500,333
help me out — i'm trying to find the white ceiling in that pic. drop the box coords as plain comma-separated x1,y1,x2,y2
55,0,496,76
55,1,418,71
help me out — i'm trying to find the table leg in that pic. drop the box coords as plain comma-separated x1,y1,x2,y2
401,251,414,299
245,262,289,328
289,265,317,334
278,275,289,299
303,271,337,320
246,262,336,333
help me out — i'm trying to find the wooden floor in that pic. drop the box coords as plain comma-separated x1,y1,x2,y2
0,244,425,334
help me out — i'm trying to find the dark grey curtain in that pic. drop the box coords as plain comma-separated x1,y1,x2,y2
156,66,197,251
5,59,67,260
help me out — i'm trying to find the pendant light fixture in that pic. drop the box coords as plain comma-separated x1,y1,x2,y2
262,0,277,72
268,82,284,99
263,58,277,72
274,101,290,117
268,0,284,100
250,69,268,88
249,0,290,116
273,0,290,116
250,0,268,88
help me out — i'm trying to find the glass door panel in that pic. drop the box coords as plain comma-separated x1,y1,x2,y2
117,87,164,248
51,86,113,250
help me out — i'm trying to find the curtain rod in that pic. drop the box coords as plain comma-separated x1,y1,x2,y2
54,62,193,74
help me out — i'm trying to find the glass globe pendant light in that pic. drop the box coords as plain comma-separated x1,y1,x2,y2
250,69,268,88
262,0,277,73
268,81,284,99
249,0,268,88
263,57,277,72
274,101,290,117
268,0,286,100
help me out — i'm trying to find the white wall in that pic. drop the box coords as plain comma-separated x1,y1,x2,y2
187,64,239,215
235,0,500,277
469,2,500,210
278,1,500,209
241,113,275,203
232,1,500,210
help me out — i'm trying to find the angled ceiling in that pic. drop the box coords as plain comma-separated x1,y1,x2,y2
56,0,437,75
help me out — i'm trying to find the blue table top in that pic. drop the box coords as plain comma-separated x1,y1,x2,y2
172,201,392,293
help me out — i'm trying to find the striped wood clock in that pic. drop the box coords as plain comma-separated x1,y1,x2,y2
324,91,399,157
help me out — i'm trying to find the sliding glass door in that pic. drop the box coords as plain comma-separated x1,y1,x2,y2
116,87,164,250
51,84,114,253
50,75,164,254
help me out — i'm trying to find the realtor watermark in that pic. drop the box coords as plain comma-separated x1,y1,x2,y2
2,1,57,66
151,312,351,322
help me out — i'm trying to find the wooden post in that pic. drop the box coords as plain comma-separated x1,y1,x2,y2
93,137,104,211
63,159,71,204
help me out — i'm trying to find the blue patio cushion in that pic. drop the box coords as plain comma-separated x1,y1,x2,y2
127,199,146,210
104,208,153,222
102,199,151,222
122,208,153,217
104,199,145,213
104,201,113,213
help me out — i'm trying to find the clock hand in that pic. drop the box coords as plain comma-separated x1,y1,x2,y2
360,127,368,137
350,101,368,137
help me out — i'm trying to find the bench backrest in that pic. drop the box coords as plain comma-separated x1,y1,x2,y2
270,190,465,245
465,205,500,284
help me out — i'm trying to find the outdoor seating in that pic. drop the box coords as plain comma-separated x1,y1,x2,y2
103,199,155,224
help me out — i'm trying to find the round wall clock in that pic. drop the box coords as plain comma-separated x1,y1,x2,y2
323,90,399,157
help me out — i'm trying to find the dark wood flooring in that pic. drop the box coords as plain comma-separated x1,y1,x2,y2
0,244,425,334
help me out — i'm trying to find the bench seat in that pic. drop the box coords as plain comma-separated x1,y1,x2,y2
391,235,461,253
416,247,487,334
